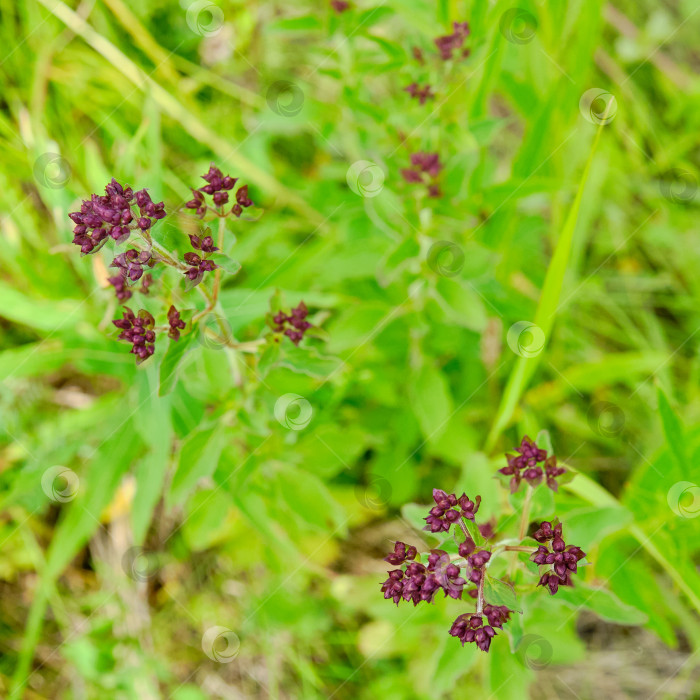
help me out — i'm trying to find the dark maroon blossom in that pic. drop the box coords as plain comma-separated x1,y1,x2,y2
272,301,312,346
424,489,480,533
404,82,434,105
427,550,467,599
186,164,252,219
544,455,566,491
401,152,444,198
112,308,156,362
500,435,565,493
384,541,417,565
331,0,349,11
449,613,497,652
465,549,491,586
183,233,218,285
434,21,470,60
167,306,187,341
531,521,586,595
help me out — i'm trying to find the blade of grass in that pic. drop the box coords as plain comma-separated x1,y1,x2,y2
34,0,324,225
485,116,608,452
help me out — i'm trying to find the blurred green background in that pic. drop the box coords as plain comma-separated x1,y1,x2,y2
2,0,700,697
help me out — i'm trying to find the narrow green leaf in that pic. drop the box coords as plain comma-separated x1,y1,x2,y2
486,117,609,451
555,585,647,625
167,424,227,506
657,386,687,473
159,333,196,396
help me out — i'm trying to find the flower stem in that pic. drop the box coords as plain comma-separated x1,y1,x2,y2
476,571,485,615
518,486,534,541
504,545,537,553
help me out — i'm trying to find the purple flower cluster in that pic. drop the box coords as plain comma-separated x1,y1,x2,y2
499,436,566,493
108,249,154,301
404,82,434,105
113,308,156,362
69,179,165,254
331,0,349,11
380,544,467,607
184,229,220,284
186,164,253,219
401,152,443,198
272,301,312,345
531,521,586,595
449,604,511,652
434,22,470,60
380,488,516,652
167,306,187,341
424,488,480,532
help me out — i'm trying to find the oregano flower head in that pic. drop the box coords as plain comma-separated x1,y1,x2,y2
68,164,260,362
379,435,586,654
499,435,566,492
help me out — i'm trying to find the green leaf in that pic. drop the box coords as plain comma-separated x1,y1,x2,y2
657,387,687,473
486,113,609,450
167,424,227,506
278,344,342,378
563,505,633,550
275,466,347,533
131,368,173,544
483,574,519,612
210,252,242,276
159,333,196,396
409,362,453,442
555,585,648,625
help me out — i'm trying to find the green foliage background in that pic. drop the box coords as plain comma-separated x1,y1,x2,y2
1,0,700,697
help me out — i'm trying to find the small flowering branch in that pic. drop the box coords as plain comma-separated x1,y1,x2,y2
68,164,317,364
379,435,586,654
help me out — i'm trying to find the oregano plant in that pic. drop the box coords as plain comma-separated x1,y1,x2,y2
380,435,589,653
